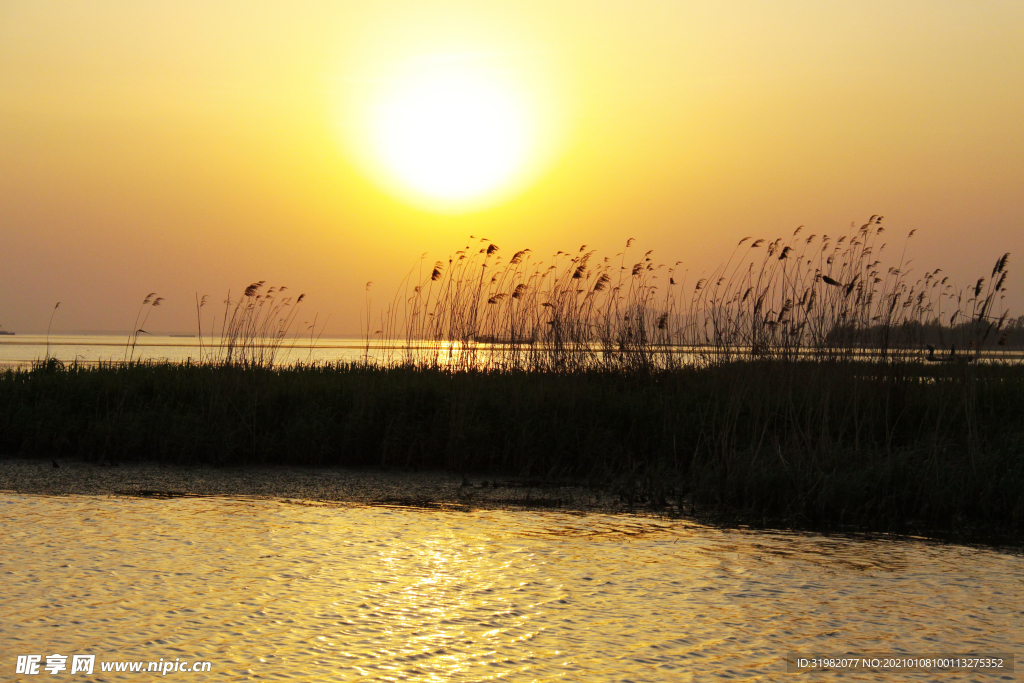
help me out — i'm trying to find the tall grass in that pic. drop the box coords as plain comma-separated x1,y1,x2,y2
380,218,1015,371
195,282,307,367
125,293,163,362
44,301,61,361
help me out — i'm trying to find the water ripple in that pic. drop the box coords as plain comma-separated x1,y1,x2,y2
0,494,1021,681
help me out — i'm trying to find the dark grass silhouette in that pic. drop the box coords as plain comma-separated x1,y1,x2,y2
377,218,1015,371
3,360,1023,540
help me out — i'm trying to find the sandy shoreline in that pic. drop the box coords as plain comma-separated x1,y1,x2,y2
0,458,649,515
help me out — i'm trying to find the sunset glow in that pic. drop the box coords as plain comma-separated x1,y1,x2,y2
0,1,1022,335
2,4,1024,672
371,65,531,203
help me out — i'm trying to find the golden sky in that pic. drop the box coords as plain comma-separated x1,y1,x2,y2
2,0,1022,334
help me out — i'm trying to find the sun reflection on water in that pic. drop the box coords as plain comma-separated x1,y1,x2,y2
0,495,1020,681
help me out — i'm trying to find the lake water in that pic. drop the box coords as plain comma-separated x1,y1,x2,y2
6,333,1024,371
1,493,1020,681
0,335,373,368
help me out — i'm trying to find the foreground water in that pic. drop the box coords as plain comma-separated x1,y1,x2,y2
1,494,1020,682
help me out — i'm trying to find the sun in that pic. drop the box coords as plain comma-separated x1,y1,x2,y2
371,65,531,204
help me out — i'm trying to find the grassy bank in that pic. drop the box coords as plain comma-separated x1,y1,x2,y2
3,358,1023,538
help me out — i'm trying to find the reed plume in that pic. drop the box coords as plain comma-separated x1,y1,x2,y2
377,219,1015,372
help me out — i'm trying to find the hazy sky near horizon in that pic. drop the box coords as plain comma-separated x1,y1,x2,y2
2,0,1022,334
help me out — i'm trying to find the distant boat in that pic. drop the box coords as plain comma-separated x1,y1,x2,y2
0,327,14,335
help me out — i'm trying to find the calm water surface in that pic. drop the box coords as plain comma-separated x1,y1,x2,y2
0,335,553,368
1,494,1021,681
0,335,371,367
8,334,1022,370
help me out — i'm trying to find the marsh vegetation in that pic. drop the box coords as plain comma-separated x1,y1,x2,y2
379,216,1017,369
3,218,1022,539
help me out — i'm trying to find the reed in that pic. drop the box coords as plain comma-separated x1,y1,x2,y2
125,293,163,362
44,301,61,360
376,218,1015,371
197,282,307,368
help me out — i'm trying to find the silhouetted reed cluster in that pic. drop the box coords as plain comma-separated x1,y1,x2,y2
194,282,307,368
376,217,1015,371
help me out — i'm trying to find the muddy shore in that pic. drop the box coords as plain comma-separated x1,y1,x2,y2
0,458,648,514
5,458,1021,547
